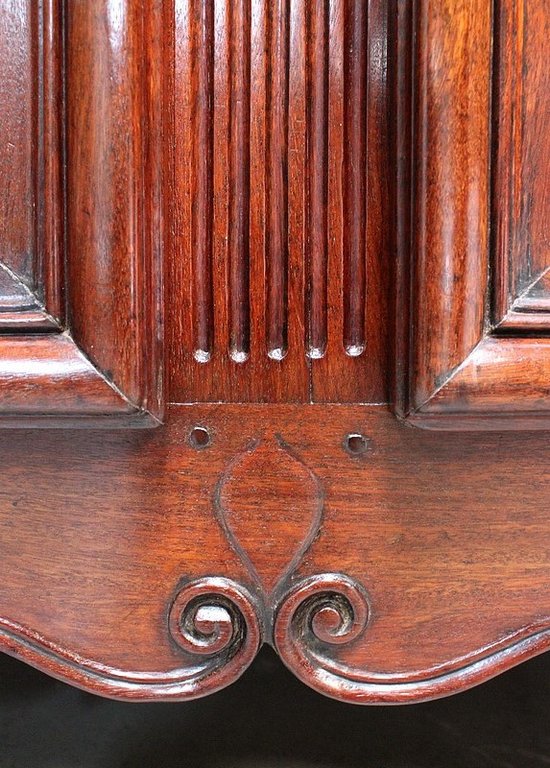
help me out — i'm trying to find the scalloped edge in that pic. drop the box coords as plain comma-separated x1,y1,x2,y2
0,614,260,702
275,627,550,705
2,616,550,704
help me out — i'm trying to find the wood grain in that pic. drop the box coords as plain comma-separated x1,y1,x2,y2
65,0,163,414
411,0,492,410
342,0,367,357
1,0,550,714
310,0,390,403
0,0,164,426
168,0,390,404
0,405,548,702
189,0,214,362
0,0,63,328
493,0,550,328
396,0,550,429
0,335,136,420
37,0,64,322
0,0,35,287
305,0,329,359
228,0,252,363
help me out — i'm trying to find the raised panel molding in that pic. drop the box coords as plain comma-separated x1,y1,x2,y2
395,0,550,430
1,0,549,713
0,0,163,427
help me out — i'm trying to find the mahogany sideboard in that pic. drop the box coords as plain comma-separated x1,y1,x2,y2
0,0,549,731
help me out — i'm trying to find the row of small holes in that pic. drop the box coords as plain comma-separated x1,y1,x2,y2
189,427,371,456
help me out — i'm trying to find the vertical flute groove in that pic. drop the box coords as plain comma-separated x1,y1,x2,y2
343,0,367,357
228,0,251,363
192,1,214,363
306,0,329,359
265,0,290,361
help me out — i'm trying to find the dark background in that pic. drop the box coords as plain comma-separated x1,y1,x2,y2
0,647,548,767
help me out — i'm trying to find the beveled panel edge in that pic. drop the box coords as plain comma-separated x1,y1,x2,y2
405,337,550,431
394,0,550,431
0,263,60,330
0,335,159,427
0,0,164,428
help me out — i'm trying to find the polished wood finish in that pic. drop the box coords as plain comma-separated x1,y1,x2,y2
493,0,550,327
0,0,63,330
0,0,36,287
0,406,549,702
396,0,550,430
0,0,163,426
64,0,163,418
168,0,390,404
0,0,549,716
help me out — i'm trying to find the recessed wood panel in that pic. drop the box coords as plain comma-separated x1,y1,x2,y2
493,0,550,326
167,0,390,404
0,0,35,289
396,0,550,430
0,0,164,427
0,0,64,328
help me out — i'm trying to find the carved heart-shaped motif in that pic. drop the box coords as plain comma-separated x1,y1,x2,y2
215,437,323,596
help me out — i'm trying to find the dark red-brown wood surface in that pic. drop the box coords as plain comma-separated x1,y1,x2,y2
167,0,390,404
0,0,35,287
493,0,550,326
396,0,550,430
0,0,550,710
0,406,549,703
0,0,63,329
0,0,164,426
65,0,164,414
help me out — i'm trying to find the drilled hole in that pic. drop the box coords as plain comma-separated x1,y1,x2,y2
344,433,371,457
189,426,211,450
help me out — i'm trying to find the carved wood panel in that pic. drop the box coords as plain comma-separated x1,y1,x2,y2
167,0,390,404
0,0,549,714
0,0,163,426
0,406,549,703
395,0,550,430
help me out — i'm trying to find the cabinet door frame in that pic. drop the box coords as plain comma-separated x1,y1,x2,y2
395,0,550,431
0,0,164,428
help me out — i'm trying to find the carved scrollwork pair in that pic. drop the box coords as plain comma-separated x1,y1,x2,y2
167,436,550,703
2,436,550,703
168,572,370,701
168,437,371,700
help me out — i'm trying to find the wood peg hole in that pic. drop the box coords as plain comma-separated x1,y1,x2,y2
189,426,211,450
344,433,371,457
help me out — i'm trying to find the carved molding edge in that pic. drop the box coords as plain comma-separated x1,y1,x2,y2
1,436,550,703
272,605,550,704
167,437,550,704
2,589,550,704
0,578,261,702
